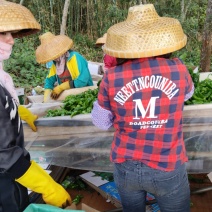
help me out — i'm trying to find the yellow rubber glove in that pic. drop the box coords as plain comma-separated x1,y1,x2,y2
16,161,72,208
44,89,52,103
18,105,38,132
51,81,70,100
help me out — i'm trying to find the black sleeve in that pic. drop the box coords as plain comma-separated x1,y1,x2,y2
8,156,31,179
0,85,31,179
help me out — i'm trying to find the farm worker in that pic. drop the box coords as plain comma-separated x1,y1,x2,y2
36,32,93,102
0,59,38,131
0,11,38,132
0,1,71,211
91,4,194,212
95,33,117,72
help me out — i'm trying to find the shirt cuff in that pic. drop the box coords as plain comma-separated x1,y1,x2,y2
69,80,75,88
91,101,114,130
185,83,194,101
8,155,31,179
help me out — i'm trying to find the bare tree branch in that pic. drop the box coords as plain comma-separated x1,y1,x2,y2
181,0,192,23
60,0,71,35
20,0,25,5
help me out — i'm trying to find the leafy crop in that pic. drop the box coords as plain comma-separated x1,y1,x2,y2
4,38,47,95
46,89,98,117
185,77,212,105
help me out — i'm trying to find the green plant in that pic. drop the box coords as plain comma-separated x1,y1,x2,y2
4,37,47,95
185,77,212,105
46,89,98,117
61,176,87,190
72,194,83,205
72,33,103,62
93,172,114,181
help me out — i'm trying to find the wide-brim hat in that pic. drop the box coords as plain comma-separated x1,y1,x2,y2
95,33,107,45
36,32,74,64
103,4,187,58
0,0,41,38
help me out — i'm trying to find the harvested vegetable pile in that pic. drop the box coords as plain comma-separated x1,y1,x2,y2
46,88,98,117
185,72,212,105
45,72,212,117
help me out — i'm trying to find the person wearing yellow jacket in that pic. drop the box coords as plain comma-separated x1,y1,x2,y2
36,32,93,103
0,1,71,211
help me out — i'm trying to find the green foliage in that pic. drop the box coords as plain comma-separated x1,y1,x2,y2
72,34,103,62
4,38,47,95
88,1,128,38
61,175,87,190
102,4,128,32
2,0,210,96
187,68,200,88
173,43,201,68
185,77,212,105
93,172,114,181
46,89,98,117
72,194,83,205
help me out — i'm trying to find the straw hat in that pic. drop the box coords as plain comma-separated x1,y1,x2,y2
0,0,41,38
103,4,187,58
95,33,107,45
36,32,74,64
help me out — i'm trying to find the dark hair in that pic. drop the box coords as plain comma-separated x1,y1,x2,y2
155,53,172,59
116,58,131,65
116,53,172,65
94,44,103,48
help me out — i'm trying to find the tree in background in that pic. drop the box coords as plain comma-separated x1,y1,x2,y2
60,0,70,35
4,0,211,87
200,0,212,72
180,0,192,23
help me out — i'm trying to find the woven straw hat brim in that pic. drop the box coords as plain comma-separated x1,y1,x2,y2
95,37,106,45
0,0,41,38
103,4,187,58
36,34,73,64
95,33,107,45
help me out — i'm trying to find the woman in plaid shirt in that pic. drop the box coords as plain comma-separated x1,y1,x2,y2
92,4,194,212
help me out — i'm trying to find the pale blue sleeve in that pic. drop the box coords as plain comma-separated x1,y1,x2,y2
91,100,114,130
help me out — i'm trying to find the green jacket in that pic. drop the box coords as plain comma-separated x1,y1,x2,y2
44,51,93,89
24,204,83,212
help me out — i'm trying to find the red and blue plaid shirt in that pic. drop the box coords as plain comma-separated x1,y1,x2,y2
93,57,194,171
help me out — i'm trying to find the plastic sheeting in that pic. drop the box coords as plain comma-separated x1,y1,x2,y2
25,104,212,174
